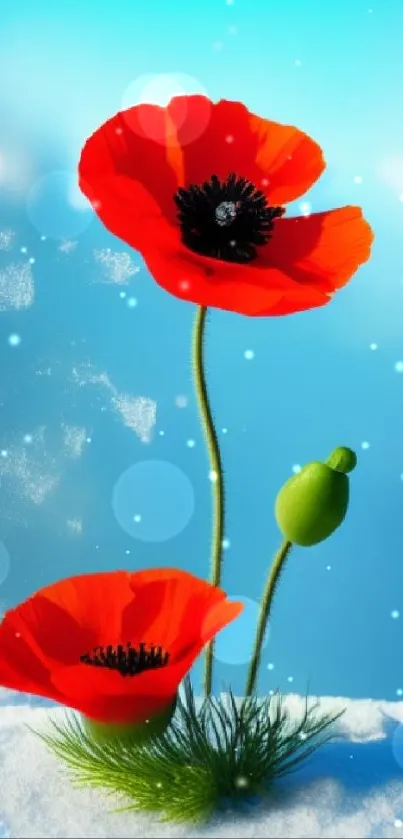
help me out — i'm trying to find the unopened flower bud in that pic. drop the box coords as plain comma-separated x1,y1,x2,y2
274,446,357,547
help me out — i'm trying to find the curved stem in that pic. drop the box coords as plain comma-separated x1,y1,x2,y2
245,540,293,697
192,306,225,697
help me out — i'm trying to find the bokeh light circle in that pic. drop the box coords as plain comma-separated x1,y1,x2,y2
27,170,93,240
213,596,269,666
112,459,195,542
120,72,211,147
8,334,21,347
0,542,10,586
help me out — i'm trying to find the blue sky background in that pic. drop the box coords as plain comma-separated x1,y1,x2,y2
0,0,403,703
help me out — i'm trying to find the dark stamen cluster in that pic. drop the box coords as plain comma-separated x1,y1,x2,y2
174,172,284,264
80,641,170,678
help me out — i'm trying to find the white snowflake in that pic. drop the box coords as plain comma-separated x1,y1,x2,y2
94,248,140,284
0,262,34,311
0,229,15,251
59,240,78,254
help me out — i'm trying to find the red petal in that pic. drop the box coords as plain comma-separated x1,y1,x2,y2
51,656,192,723
0,614,66,703
5,596,93,667
139,204,373,316
265,206,374,290
79,107,183,225
68,691,174,724
124,567,232,658
167,97,325,203
0,571,138,678
37,570,136,646
137,220,324,315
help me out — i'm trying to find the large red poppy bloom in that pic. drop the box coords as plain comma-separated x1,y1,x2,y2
79,96,373,317
0,567,242,723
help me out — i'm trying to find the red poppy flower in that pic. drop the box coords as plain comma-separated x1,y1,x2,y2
79,96,373,317
0,567,242,724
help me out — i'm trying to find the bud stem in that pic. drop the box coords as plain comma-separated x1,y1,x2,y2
245,540,293,697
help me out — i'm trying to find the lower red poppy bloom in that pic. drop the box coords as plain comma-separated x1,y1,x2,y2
79,96,374,317
0,567,242,725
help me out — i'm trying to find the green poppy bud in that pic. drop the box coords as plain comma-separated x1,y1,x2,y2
274,446,357,547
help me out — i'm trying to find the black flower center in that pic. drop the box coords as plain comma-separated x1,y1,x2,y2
80,642,170,678
174,173,285,264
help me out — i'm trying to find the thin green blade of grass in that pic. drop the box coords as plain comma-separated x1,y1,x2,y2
31,681,344,824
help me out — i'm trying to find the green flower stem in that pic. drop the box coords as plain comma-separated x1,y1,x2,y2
192,305,225,697
245,539,293,697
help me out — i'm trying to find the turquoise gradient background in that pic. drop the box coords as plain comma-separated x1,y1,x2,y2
0,0,403,702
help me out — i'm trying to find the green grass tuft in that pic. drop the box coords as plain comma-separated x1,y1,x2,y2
33,679,344,824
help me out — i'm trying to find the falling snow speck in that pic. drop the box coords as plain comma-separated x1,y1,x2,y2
127,296,137,308
361,441,370,450
133,514,142,523
0,451,7,458
267,662,274,670
119,291,126,299
222,538,231,549
353,175,363,184
209,470,218,482
222,427,228,434
125,549,131,555
234,776,248,789
159,430,165,436
395,361,403,373
8,333,21,347
370,343,378,350
292,464,301,473
326,565,332,571
244,349,254,360
23,434,33,444
287,676,294,683
186,439,195,448
397,689,403,697
20,246,27,254
391,610,400,620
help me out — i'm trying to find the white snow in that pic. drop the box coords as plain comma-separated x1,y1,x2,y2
0,262,34,311
1,691,403,838
70,363,157,443
93,249,140,285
